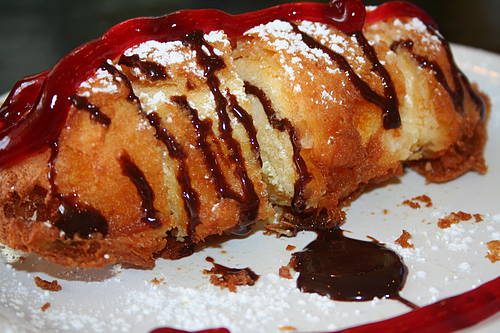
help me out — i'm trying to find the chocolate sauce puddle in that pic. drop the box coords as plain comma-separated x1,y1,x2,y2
292,228,418,309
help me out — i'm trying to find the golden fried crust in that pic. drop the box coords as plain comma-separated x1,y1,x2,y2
0,31,273,268
0,16,488,268
364,18,487,182
233,21,406,213
234,18,487,219
409,90,489,182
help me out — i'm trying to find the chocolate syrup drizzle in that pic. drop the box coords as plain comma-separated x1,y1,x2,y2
119,152,159,226
227,92,262,167
146,111,201,235
48,142,108,239
390,33,484,119
290,23,401,129
181,31,260,235
426,25,484,117
0,1,488,316
170,94,258,235
0,0,445,168
70,95,111,127
118,54,169,81
100,61,204,233
292,228,418,309
244,82,312,214
352,31,400,128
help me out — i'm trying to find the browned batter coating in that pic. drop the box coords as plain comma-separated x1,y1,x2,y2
0,13,488,268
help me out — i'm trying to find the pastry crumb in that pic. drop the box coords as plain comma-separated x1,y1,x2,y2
40,302,51,312
402,195,432,209
486,240,500,263
279,265,293,279
395,230,414,249
383,209,389,215
286,245,296,251
473,214,484,223
402,199,420,209
438,211,472,229
34,276,62,292
151,277,165,285
413,195,433,207
279,326,297,331
203,257,259,292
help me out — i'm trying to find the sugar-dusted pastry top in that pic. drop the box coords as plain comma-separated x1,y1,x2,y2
0,0,487,268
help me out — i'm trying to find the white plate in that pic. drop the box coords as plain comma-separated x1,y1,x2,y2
0,44,499,333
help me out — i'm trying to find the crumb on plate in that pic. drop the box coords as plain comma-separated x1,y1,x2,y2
34,276,62,292
438,211,473,229
395,230,414,249
279,265,293,279
40,302,51,312
486,240,500,263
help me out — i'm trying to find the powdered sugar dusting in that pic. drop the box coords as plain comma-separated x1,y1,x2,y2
368,17,441,51
0,244,23,264
78,67,119,95
244,20,336,82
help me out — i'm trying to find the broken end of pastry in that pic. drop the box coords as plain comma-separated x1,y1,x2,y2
410,91,489,183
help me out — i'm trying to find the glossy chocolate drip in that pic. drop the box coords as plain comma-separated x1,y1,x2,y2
102,61,205,232
100,61,139,103
290,23,401,130
48,142,108,239
182,31,260,234
244,82,311,214
426,26,464,111
352,31,400,129
426,25,485,118
118,54,169,81
171,95,239,200
119,152,159,226
292,228,418,309
70,95,111,127
227,92,262,167
389,25,484,119
390,39,463,111
146,111,201,235
53,197,109,239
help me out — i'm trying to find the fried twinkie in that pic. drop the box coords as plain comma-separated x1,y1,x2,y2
0,1,488,267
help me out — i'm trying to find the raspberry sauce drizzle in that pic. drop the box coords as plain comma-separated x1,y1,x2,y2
149,277,500,333
0,0,367,167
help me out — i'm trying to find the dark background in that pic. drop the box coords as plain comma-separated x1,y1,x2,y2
1,0,499,93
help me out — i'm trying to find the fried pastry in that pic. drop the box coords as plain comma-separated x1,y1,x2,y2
0,0,487,268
